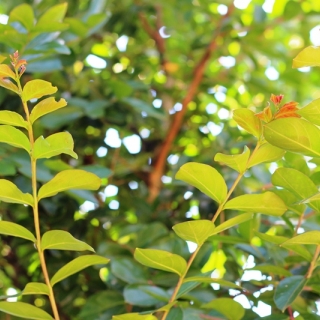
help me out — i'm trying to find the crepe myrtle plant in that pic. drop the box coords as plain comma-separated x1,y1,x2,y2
0,51,109,320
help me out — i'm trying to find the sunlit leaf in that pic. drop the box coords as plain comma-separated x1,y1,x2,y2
297,98,320,125
176,162,227,204
0,79,19,94
233,109,261,138
134,248,187,276
30,97,67,123
22,283,49,296
0,301,53,319
0,111,27,128
212,213,253,234
0,221,35,242
274,276,307,311
224,192,287,216
0,179,33,206
51,255,109,286
9,4,34,31
0,125,30,152
281,231,320,245
33,132,78,160
41,230,94,252
0,64,16,79
293,46,320,68
38,169,101,200
172,220,215,245
22,80,57,102
112,314,157,320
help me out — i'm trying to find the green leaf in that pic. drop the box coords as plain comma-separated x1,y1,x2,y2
264,118,320,158
33,132,78,160
212,213,254,234
0,64,16,79
134,248,187,276
41,230,95,252
247,143,285,168
51,255,109,286
202,298,245,320
281,231,320,245
172,220,215,245
0,79,19,94
224,192,287,216
292,46,320,68
0,179,33,206
176,162,227,204
113,314,157,320
9,4,34,31
272,168,320,212
214,146,250,173
38,169,101,200
0,111,27,128
183,277,242,289
0,301,53,319
246,265,292,277
233,109,261,138
0,221,35,242
22,283,49,296
274,276,307,311
30,97,67,124
22,80,57,102
297,98,320,126
0,125,30,152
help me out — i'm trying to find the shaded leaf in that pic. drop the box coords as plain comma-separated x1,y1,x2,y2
38,169,101,200
0,125,30,152
172,220,215,245
293,46,320,68
212,213,254,234
0,111,27,128
183,277,242,289
134,248,187,276
41,230,94,252
0,64,16,79
22,283,49,296
246,265,292,277
0,179,33,206
176,162,227,204
233,108,261,138
0,221,35,242
51,255,109,286
22,80,57,102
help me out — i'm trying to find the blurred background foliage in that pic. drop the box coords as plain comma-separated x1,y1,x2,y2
0,0,320,319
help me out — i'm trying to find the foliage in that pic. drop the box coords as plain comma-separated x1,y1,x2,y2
1,1,320,320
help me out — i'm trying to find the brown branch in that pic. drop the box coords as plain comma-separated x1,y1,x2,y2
147,4,235,201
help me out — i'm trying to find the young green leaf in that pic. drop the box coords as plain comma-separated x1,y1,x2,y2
214,146,250,173
22,283,49,296
297,98,320,126
202,298,245,320
233,108,261,138
134,248,187,276
247,143,285,168
0,111,28,128
0,125,30,152
0,79,19,94
0,221,35,242
281,231,320,245
224,192,287,216
264,118,320,158
274,276,307,312
112,314,157,320
176,162,227,204
51,255,110,286
9,4,35,31
0,64,16,79
0,179,33,206
38,169,101,200
0,301,53,319
33,132,78,160
292,46,320,68
30,97,67,124
41,230,95,252
22,80,57,102
212,213,253,234
183,277,242,289
172,220,215,245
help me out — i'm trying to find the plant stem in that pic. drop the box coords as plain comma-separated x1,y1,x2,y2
16,72,60,319
306,245,320,279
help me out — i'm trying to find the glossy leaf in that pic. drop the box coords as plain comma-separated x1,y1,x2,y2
22,282,49,296
233,108,261,138
38,169,101,200
214,146,250,173
176,162,227,204
297,98,320,125
113,314,157,320
183,277,242,289
274,276,307,311
224,192,287,216
134,248,187,276
33,132,78,160
0,64,16,79
30,97,67,123
0,111,27,128
0,221,35,242
0,125,30,152
41,230,94,252
293,46,320,68
22,80,57,102
172,220,215,245
264,118,320,158
0,79,19,93
212,213,253,234
281,231,320,245
51,255,109,286
202,298,245,320
0,179,33,206
247,143,285,168
0,301,53,319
